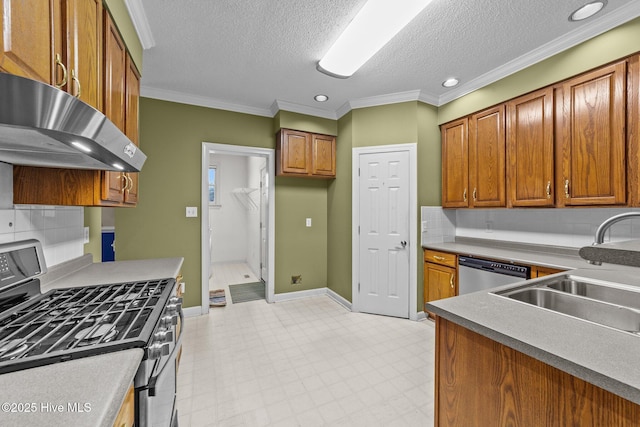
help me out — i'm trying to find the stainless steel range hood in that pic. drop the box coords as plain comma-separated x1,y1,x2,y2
0,73,146,172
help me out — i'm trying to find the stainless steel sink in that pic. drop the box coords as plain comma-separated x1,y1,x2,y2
494,275,640,335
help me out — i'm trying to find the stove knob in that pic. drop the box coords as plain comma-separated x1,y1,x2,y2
148,342,170,359
153,329,174,343
166,303,182,316
160,314,178,328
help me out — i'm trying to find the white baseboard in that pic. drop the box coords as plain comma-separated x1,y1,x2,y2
272,287,327,302
416,311,427,321
182,306,203,318
326,288,352,311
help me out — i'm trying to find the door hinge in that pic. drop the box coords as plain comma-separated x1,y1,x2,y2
358,168,360,177
358,226,360,234
358,282,360,293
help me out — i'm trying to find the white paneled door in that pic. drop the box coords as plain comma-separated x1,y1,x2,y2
358,150,410,318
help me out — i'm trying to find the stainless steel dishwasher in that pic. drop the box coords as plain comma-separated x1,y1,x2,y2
458,256,530,294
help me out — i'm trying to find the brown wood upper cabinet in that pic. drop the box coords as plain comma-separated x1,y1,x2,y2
12,8,141,207
506,87,555,207
441,118,469,207
102,12,139,205
0,0,102,109
556,60,627,206
442,106,506,208
276,129,336,178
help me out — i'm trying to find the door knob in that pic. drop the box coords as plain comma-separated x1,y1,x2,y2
400,241,407,248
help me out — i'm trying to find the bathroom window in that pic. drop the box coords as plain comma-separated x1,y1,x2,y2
208,166,219,205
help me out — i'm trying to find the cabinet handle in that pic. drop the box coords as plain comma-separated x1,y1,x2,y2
450,273,455,289
472,188,477,201
120,175,127,193
433,255,446,261
546,181,551,199
463,188,467,202
564,179,570,199
54,54,68,88
70,69,81,98
124,174,133,192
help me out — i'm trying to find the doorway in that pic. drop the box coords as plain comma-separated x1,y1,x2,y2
351,143,418,320
200,143,275,314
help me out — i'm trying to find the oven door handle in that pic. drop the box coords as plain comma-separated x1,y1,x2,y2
147,311,183,396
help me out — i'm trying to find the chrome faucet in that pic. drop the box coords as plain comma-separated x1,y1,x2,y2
588,212,640,265
593,212,640,244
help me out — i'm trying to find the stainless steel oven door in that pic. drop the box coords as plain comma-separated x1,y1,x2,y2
136,331,182,426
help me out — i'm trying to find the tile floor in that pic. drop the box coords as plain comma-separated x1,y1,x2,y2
176,295,436,426
210,262,261,306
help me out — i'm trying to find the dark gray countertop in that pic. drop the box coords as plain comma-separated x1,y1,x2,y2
0,255,184,427
427,266,640,405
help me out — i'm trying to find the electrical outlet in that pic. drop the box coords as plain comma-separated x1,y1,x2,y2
421,221,428,233
291,275,302,285
306,218,312,227
83,227,90,244
486,221,493,233
186,207,198,217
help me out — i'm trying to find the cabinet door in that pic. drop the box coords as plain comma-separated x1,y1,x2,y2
469,106,506,207
123,56,140,205
557,61,626,206
507,88,555,207
102,12,127,203
441,118,469,207
629,54,640,207
311,134,336,177
425,262,456,304
0,0,60,84
280,129,310,175
65,0,102,109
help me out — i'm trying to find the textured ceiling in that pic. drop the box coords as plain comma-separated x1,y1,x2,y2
137,0,640,119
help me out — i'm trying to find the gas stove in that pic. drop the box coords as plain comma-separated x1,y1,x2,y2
0,276,175,373
0,239,183,426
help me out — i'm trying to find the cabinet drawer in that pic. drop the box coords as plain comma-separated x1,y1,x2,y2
424,249,457,267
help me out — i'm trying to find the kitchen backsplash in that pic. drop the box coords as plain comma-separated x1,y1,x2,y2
422,207,640,248
0,206,84,267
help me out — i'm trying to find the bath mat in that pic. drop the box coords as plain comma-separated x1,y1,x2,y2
228,282,265,304
209,289,226,307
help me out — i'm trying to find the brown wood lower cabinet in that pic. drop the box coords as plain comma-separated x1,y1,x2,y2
434,317,640,426
112,383,134,427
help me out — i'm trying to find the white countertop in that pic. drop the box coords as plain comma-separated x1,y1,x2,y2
1,255,184,427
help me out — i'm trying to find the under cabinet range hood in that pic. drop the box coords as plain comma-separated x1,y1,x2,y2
0,73,146,172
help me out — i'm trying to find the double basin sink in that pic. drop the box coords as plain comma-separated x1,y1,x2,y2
494,275,640,335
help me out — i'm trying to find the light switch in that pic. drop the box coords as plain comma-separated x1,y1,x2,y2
306,218,312,227
186,207,198,217
83,227,90,244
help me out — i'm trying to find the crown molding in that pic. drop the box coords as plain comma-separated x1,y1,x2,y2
271,100,338,120
124,0,156,49
438,0,640,105
140,86,273,117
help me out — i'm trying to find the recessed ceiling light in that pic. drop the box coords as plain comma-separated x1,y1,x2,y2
569,1,606,21
314,94,329,102
442,78,459,88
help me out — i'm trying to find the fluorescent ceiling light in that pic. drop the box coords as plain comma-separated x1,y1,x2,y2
317,0,433,78
569,1,606,21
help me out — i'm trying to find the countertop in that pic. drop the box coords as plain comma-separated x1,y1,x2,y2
423,237,587,270
0,349,143,427
427,266,640,405
0,255,184,427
